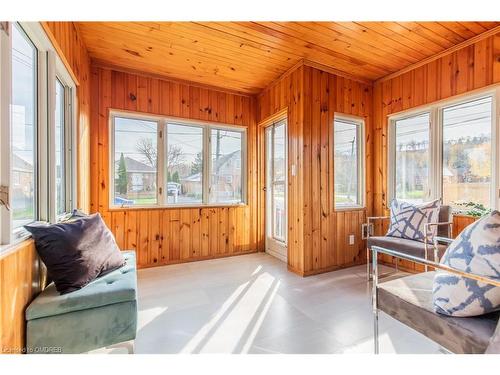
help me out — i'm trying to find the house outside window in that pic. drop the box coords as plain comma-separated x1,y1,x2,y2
109,111,247,208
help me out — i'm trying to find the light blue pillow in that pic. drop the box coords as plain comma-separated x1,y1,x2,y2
433,210,500,317
386,199,440,242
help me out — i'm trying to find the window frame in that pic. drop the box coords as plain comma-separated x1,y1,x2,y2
387,86,500,210
0,22,77,250
108,109,248,209
333,113,366,211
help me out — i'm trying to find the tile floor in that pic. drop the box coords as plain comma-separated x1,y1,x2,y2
95,253,445,354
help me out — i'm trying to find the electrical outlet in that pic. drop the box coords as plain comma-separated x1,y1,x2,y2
349,234,355,245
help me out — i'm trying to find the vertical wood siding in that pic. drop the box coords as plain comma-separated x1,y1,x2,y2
90,67,261,269
258,64,373,276
373,32,500,270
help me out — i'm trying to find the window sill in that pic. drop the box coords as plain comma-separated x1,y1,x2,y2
108,202,248,211
334,205,365,212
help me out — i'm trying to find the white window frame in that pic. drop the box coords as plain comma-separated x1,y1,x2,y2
388,86,500,210
333,113,366,210
0,22,77,251
109,109,248,209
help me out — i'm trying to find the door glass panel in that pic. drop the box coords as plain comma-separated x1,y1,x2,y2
266,121,287,244
442,97,492,209
273,123,286,182
11,24,37,228
272,182,286,241
394,113,430,204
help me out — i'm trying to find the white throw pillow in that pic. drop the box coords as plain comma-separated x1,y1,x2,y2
433,211,500,317
386,199,441,242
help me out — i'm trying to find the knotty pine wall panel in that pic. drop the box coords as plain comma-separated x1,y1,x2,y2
90,67,260,268
0,241,41,353
258,63,373,276
373,32,500,271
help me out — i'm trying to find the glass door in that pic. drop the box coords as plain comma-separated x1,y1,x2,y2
265,119,287,262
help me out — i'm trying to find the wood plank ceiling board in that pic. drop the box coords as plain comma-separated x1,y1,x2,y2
76,22,500,94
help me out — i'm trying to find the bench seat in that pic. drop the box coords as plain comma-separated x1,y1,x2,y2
26,251,137,354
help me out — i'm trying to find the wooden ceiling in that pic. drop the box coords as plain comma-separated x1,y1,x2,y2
76,22,500,94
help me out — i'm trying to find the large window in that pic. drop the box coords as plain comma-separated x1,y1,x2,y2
393,113,431,204
113,117,158,206
0,22,76,247
389,91,498,210
11,24,37,229
442,97,492,208
110,112,247,207
334,115,365,209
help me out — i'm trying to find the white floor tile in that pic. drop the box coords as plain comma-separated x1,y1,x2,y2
92,253,446,354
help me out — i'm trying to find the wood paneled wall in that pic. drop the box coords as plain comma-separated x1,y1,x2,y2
258,63,373,276
1,22,91,353
90,67,260,268
373,32,500,216
373,32,500,271
0,242,40,353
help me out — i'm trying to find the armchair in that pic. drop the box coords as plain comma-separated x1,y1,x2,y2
371,245,500,354
363,205,452,280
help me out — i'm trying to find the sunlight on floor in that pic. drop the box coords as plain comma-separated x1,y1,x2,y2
181,266,280,353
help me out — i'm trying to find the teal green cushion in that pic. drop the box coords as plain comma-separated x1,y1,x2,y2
27,300,137,353
26,251,136,321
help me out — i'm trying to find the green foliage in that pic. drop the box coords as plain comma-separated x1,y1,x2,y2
171,171,180,183
452,201,491,218
191,152,203,175
117,153,128,195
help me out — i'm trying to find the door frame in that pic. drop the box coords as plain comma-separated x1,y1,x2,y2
261,112,288,262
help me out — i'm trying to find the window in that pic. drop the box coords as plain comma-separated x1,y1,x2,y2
55,78,65,215
11,24,37,229
393,113,431,204
0,22,77,247
166,123,203,204
110,112,247,207
209,128,243,204
442,97,493,208
113,117,158,206
334,115,364,208
389,91,498,211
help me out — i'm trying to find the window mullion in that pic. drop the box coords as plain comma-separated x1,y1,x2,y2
45,51,56,223
204,126,211,204
158,119,166,206
432,107,442,203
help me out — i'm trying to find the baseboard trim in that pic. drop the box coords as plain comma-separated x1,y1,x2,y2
135,250,258,269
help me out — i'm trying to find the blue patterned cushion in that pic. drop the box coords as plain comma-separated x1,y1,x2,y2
433,211,500,317
386,199,440,242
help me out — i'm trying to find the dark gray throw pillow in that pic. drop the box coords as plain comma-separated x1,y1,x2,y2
25,213,125,295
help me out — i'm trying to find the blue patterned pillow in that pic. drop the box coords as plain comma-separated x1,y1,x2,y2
386,199,440,242
433,211,500,317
